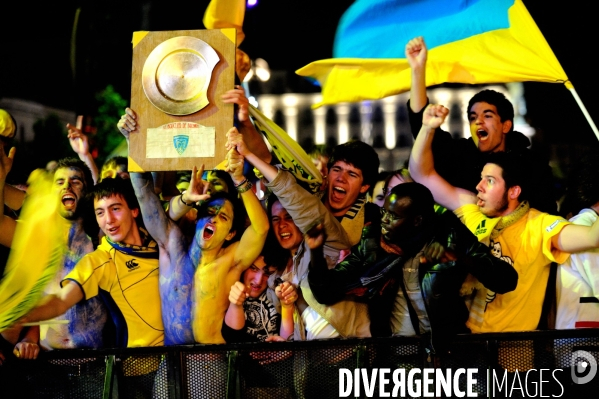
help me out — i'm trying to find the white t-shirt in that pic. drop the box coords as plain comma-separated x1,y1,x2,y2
556,208,599,329
301,307,340,341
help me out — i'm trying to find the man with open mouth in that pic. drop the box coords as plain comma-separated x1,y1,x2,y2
308,182,516,354
1,149,109,397
15,175,169,397
405,36,557,214
226,128,370,340
116,107,269,346
223,86,382,248
17,176,164,348
409,103,599,337
320,140,382,247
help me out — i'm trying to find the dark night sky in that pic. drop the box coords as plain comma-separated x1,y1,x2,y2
1,1,597,148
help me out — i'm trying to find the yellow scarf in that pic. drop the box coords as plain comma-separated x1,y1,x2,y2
490,201,530,240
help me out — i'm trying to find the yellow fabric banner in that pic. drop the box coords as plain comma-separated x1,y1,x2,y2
0,170,69,331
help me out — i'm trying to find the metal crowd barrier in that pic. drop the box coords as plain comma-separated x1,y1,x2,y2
2,329,598,398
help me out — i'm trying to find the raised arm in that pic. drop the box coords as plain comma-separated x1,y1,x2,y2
226,141,269,271
406,36,428,114
226,128,350,250
67,115,99,184
222,86,272,163
408,104,477,212
226,127,277,182
0,142,17,247
117,108,179,247
130,172,176,245
167,166,211,221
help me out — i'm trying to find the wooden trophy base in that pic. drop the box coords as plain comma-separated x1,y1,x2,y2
129,28,235,172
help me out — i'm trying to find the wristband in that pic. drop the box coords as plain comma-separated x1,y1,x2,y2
234,178,248,188
180,191,193,206
236,180,253,194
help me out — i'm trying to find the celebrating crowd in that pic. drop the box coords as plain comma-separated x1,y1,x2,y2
1,37,598,395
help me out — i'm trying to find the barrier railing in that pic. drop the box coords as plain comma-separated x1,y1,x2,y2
3,328,598,398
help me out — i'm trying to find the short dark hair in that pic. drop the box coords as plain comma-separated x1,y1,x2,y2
197,191,246,242
55,157,94,191
327,140,380,188
389,182,435,222
485,151,531,202
88,176,139,211
467,90,514,132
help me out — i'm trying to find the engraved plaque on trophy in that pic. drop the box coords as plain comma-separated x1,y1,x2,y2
129,29,235,172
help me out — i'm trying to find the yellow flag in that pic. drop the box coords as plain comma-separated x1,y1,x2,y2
249,105,322,193
0,169,69,331
203,0,246,45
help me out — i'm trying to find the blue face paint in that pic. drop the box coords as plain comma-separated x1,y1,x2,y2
196,197,230,233
206,198,227,214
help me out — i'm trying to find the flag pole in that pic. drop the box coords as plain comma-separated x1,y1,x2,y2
567,85,599,141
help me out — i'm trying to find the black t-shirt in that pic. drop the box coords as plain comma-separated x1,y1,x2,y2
221,290,280,343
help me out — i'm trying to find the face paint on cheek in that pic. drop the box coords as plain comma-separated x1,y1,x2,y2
195,217,209,235
471,132,479,147
206,198,227,215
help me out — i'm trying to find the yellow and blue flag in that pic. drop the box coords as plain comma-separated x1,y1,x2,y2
296,0,570,107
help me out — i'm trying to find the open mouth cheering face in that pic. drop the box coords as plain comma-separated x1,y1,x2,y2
54,167,87,220
468,101,512,154
326,161,369,217
197,198,236,250
270,201,303,254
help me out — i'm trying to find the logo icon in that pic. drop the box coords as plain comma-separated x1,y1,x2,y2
125,259,139,271
474,220,487,235
173,135,189,155
571,350,597,384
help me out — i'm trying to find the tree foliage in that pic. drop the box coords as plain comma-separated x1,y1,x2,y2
92,84,127,167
